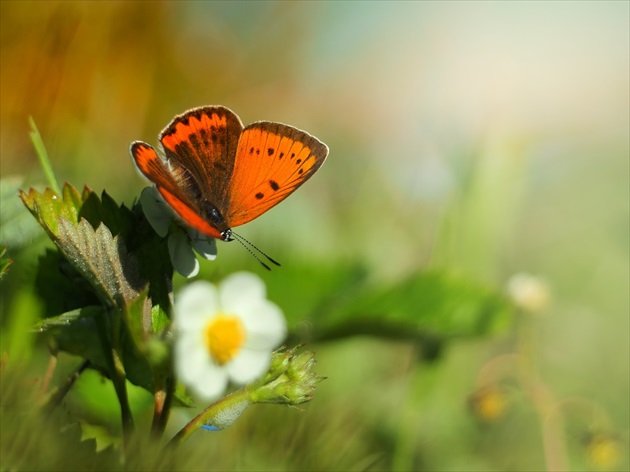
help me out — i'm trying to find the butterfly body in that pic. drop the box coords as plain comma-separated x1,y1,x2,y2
131,106,328,241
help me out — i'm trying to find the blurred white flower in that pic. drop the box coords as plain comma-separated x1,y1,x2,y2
174,272,287,401
139,186,217,278
507,272,551,314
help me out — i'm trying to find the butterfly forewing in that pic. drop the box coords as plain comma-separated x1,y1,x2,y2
159,106,243,210
225,122,329,227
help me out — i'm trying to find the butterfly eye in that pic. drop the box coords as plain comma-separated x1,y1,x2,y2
221,229,233,242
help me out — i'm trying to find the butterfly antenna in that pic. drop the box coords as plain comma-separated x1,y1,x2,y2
231,231,281,269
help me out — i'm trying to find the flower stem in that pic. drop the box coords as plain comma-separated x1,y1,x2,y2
111,348,135,436
151,375,174,438
516,313,568,471
95,308,134,459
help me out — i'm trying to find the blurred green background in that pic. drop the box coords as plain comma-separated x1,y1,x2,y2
1,1,628,471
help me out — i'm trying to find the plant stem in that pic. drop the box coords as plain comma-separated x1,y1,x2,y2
39,351,58,395
28,116,60,194
44,359,90,414
151,375,174,438
111,348,135,436
95,307,134,460
517,312,568,471
391,346,436,471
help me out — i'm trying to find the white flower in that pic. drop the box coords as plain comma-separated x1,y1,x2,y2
139,186,217,278
174,272,287,401
507,273,551,314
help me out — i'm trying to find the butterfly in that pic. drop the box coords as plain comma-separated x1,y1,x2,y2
130,105,328,264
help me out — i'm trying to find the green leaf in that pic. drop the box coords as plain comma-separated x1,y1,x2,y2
79,421,121,452
20,183,175,393
35,305,105,332
56,218,144,309
314,270,512,342
78,189,136,237
269,263,511,347
34,249,100,318
38,305,158,392
1,177,42,248
21,184,172,333
44,307,108,368
19,184,86,237
265,262,368,329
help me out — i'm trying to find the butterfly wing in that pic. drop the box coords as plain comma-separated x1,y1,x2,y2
130,141,226,239
159,105,243,211
225,121,329,227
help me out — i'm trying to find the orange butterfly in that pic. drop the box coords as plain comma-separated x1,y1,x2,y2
130,105,328,255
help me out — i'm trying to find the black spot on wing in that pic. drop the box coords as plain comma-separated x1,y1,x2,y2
199,128,209,144
189,133,201,151
255,192,264,199
269,180,279,191
213,161,227,173
174,141,195,160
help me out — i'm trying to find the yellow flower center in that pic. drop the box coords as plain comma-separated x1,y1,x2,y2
476,389,506,421
204,313,246,365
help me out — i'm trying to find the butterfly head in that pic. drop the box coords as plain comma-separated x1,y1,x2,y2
221,229,234,242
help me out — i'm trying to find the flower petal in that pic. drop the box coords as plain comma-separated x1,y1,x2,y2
175,281,219,331
219,272,266,314
175,330,229,400
174,331,208,382
240,299,287,350
168,230,199,278
190,231,218,260
140,186,172,237
189,363,229,401
226,347,273,384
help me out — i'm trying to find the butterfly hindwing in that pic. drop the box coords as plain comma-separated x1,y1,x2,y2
130,141,225,239
225,122,329,227
131,141,185,197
